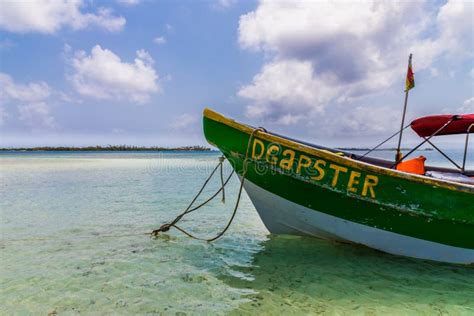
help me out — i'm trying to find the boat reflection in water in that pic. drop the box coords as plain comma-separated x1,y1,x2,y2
219,235,474,315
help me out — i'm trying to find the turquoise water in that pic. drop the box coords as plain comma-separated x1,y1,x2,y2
1,151,473,315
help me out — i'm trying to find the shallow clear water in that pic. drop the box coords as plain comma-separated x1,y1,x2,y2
1,151,473,315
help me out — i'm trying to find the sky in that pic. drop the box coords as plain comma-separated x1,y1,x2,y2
0,0,473,148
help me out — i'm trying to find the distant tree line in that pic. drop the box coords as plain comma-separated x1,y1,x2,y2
0,145,212,152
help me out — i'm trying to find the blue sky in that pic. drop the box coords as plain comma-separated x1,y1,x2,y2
0,0,473,148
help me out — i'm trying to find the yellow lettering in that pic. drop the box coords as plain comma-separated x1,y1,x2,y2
252,139,265,159
279,149,295,170
347,171,361,193
329,164,348,187
362,175,379,198
266,145,280,165
296,155,312,173
311,159,326,181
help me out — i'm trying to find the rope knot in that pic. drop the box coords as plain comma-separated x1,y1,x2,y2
151,223,172,237
149,127,263,242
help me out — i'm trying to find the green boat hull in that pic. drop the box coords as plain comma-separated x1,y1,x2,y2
203,109,474,264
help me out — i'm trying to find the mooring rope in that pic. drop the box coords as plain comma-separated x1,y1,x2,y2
219,155,226,203
2,170,241,244
150,127,265,242
1,163,237,245
2,128,265,245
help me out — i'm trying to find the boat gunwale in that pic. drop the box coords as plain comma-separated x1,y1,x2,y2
203,108,474,193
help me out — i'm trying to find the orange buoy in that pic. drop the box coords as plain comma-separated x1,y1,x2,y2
396,156,426,175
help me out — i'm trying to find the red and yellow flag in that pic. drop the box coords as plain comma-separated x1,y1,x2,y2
405,55,415,91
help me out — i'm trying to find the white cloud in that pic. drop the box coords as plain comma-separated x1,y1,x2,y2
215,0,236,9
18,102,55,129
153,36,167,45
0,0,125,34
69,45,160,103
0,73,56,129
0,73,51,102
117,0,141,6
170,113,197,130
459,97,474,113
435,0,474,57
58,91,82,104
237,0,473,127
430,68,439,77
238,59,337,123
335,105,400,136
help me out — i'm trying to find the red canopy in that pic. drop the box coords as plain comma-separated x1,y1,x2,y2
410,114,474,137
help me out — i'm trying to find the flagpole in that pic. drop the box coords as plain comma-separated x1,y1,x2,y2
395,53,413,163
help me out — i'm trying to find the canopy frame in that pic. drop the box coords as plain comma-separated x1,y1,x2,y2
424,138,462,170
392,118,473,174
462,123,474,174
392,117,455,168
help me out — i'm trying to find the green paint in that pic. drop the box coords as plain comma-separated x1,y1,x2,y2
203,115,474,249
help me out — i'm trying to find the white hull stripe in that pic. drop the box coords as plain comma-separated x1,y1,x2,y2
243,179,474,265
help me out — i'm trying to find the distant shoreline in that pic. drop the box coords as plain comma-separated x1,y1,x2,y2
0,146,435,152
0,145,212,152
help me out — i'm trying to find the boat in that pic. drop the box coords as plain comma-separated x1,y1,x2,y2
202,108,474,264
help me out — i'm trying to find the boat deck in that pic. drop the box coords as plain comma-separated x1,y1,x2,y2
266,130,474,182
